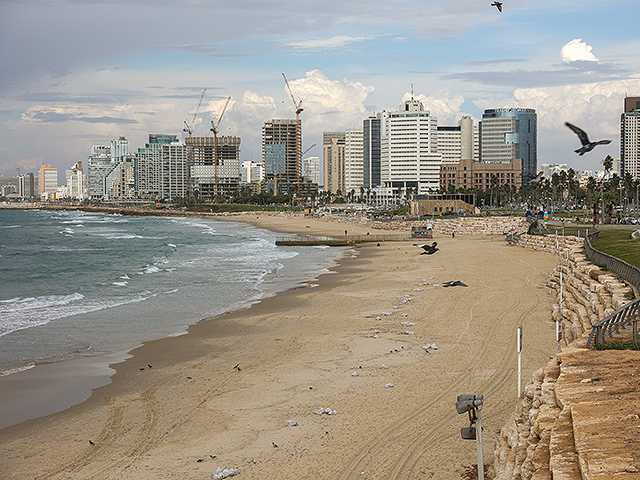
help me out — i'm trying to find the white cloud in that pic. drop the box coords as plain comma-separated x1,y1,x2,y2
561,39,599,64
407,91,467,125
286,36,371,51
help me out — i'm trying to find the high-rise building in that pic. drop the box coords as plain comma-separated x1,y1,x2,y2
363,114,384,189
437,116,479,164
87,145,114,199
480,108,537,185
65,161,87,200
621,96,640,180
262,119,302,190
302,157,320,185
136,134,179,199
241,161,265,184
19,173,35,199
110,136,130,164
380,97,442,194
161,142,190,200
186,136,241,197
39,164,58,197
344,129,364,194
323,132,345,194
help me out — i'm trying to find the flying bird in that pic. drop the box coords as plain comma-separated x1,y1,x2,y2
491,1,503,12
565,122,611,156
443,281,468,287
529,171,544,185
414,242,439,255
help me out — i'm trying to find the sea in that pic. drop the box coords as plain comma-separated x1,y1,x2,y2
0,208,344,426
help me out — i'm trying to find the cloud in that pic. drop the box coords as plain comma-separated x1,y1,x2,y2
404,91,466,125
29,110,139,124
561,39,599,64
285,36,371,51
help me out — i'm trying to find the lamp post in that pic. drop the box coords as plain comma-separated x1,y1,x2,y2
456,394,485,480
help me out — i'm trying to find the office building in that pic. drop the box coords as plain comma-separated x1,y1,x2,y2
440,158,522,191
437,116,479,164
302,157,320,185
111,136,130,164
19,173,35,199
480,108,537,185
363,113,384,189
621,96,640,180
344,129,364,194
380,97,442,194
65,161,87,200
39,164,58,197
87,145,114,199
242,161,265,184
262,119,302,191
323,132,345,194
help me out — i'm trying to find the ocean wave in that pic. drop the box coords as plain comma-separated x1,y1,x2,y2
0,363,35,377
113,281,128,287
0,224,21,229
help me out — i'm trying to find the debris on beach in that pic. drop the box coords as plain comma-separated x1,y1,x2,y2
393,306,399,309
401,321,415,327
375,316,382,321
384,383,394,388
351,371,360,377
414,288,424,292
212,467,239,479
365,334,379,338
288,420,298,427
442,280,467,287
380,364,388,369
382,312,393,316
314,407,338,415
402,331,415,335
423,343,439,351
401,313,408,317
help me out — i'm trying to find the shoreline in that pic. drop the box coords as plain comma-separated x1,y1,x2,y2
0,212,375,431
0,215,558,479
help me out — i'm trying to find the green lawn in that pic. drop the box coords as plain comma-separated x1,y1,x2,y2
591,230,640,269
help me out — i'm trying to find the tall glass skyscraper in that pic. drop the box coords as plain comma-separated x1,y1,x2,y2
363,114,383,189
480,108,537,185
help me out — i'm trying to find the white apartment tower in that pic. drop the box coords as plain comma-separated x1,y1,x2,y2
344,129,364,194
302,157,320,185
242,161,265,184
621,97,640,180
381,97,442,194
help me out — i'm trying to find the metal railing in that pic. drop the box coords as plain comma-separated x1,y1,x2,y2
275,233,411,245
584,231,640,349
587,298,640,349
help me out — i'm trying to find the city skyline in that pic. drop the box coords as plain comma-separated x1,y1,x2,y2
2,0,639,183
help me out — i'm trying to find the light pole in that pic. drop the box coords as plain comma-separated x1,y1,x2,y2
456,394,485,480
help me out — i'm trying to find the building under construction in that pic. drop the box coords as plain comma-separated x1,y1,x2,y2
186,136,241,198
262,119,301,192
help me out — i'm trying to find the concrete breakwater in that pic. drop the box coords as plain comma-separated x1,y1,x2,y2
493,234,639,480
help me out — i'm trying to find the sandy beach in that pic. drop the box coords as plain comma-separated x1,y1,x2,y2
0,214,557,479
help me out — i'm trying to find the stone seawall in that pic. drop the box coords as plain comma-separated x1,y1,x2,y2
493,234,638,480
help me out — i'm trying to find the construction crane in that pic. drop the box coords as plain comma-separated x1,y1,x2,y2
302,144,316,157
282,73,303,191
210,96,231,201
183,88,207,137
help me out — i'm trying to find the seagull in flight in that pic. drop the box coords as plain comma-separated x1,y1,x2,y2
565,122,611,156
491,1,503,12
414,242,438,255
528,171,544,185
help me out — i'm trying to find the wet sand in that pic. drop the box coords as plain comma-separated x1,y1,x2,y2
0,215,558,479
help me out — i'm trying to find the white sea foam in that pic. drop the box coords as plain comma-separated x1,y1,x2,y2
0,224,21,229
113,281,128,287
0,363,35,377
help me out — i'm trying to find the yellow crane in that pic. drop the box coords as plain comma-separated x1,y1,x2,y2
210,96,231,201
183,88,207,137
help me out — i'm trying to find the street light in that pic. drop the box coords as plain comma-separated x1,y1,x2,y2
456,394,485,480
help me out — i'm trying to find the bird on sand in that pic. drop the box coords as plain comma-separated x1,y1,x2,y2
414,242,439,255
491,1,503,12
443,280,468,287
565,122,611,156
233,364,241,371
89,440,95,445
272,441,279,448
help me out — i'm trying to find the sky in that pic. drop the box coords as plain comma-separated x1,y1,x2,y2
1,0,640,184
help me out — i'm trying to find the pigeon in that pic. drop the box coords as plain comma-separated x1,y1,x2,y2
147,364,152,369
491,1,503,12
414,242,439,255
565,122,611,156
89,440,95,445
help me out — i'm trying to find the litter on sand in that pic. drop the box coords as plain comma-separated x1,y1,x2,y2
365,334,379,338
375,316,382,321
384,383,394,388
212,468,239,479
402,331,415,335
288,420,298,427
422,343,439,351
382,312,393,316
413,288,424,292
351,371,360,377
401,322,415,327
401,313,408,317
380,364,388,369
442,280,467,287
314,407,338,415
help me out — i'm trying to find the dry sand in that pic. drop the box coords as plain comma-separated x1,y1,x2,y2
0,215,558,479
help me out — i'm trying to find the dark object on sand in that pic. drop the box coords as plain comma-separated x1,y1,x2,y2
491,1,502,12
565,122,611,156
443,280,468,287
414,242,439,255
272,441,279,448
